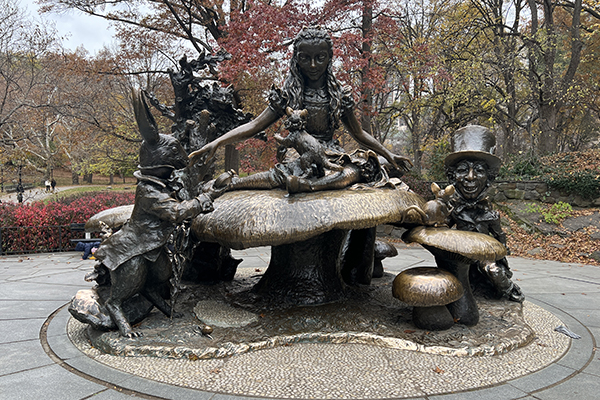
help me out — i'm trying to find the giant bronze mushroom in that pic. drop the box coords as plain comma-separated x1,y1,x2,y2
192,187,426,305
403,226,507,326
84,187,426,306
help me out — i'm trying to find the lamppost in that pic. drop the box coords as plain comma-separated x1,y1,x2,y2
16,161,23,203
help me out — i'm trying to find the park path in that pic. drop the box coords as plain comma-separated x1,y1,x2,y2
0,185,80,204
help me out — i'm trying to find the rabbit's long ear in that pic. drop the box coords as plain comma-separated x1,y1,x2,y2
133,89,159,146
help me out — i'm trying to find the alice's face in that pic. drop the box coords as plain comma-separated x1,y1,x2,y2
296,40,331,83
453,160,489,200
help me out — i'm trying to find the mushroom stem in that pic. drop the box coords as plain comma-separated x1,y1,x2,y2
435,257,479,326
412,305,455,331
253,229,347,305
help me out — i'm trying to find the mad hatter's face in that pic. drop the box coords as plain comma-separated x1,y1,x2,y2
453,160,489,200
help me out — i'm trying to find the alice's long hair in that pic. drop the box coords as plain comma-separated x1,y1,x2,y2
282,26,344,130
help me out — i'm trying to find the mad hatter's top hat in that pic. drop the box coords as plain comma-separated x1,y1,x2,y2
444,125,501,170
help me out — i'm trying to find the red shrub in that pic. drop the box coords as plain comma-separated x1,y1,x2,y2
0,191,134,254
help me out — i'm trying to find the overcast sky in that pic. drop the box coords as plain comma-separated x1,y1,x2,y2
21,0,116,54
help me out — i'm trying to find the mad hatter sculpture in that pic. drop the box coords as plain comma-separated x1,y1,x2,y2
444,125,524,302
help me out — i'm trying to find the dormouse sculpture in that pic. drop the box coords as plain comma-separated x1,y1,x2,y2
402,183,455,227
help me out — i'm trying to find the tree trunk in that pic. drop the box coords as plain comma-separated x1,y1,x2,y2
410,108,423,176
224,144,239,173
360,1,373,135
72,171,79,185
538,104,559,155
109,174,114,185
525,0,583,156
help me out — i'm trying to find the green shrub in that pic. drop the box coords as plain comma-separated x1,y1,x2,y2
524,201,573,224
543,170,600,200
500,151,544,179
423,138,451,181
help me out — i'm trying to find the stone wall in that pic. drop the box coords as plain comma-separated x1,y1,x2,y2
488,181,600,208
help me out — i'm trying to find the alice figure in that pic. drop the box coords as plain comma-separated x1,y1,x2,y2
189,26,412,193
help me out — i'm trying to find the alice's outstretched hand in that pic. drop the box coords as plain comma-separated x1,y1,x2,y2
391,154,413,173
189,142,218,165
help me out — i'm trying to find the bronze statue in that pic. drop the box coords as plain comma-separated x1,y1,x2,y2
274,107,344,180
401,182,455,227
189,26,412,193
444,125,524,302
70,91,221,338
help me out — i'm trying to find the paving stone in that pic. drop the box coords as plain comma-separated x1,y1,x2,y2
508,363,577,393
3,244,600,399
0,318,46,344
0,364,106,400
74,388,137,399
0,339,54,376
533,372,600,399
0,281,79,301
45,307,69,338
46,330,86,360
119,376,214,400
554,327,595,371
531,292,600,310
64,354,131,386
564,309,600,328
429,384,528,400
0,299,66,319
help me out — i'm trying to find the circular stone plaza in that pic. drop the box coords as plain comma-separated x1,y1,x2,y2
1,242,598,400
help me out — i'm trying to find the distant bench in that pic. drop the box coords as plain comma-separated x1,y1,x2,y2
3,183,35,193
69,223,101,244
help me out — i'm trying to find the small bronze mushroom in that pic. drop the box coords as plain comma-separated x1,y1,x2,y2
373,240,398,278
403,226,507,326
393,267,464,330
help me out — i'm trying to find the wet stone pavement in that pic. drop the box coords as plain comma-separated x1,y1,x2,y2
0,243,599,399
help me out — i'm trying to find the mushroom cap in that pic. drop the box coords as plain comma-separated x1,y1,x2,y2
403,226,507,263
85,204,134,232
374,240,398,260
191,188,426,249
392,267,464,307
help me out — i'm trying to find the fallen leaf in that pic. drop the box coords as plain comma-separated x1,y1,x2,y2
404,329,416,334
433,366,444,374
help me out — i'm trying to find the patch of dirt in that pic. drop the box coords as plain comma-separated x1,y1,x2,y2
497,201,600,266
